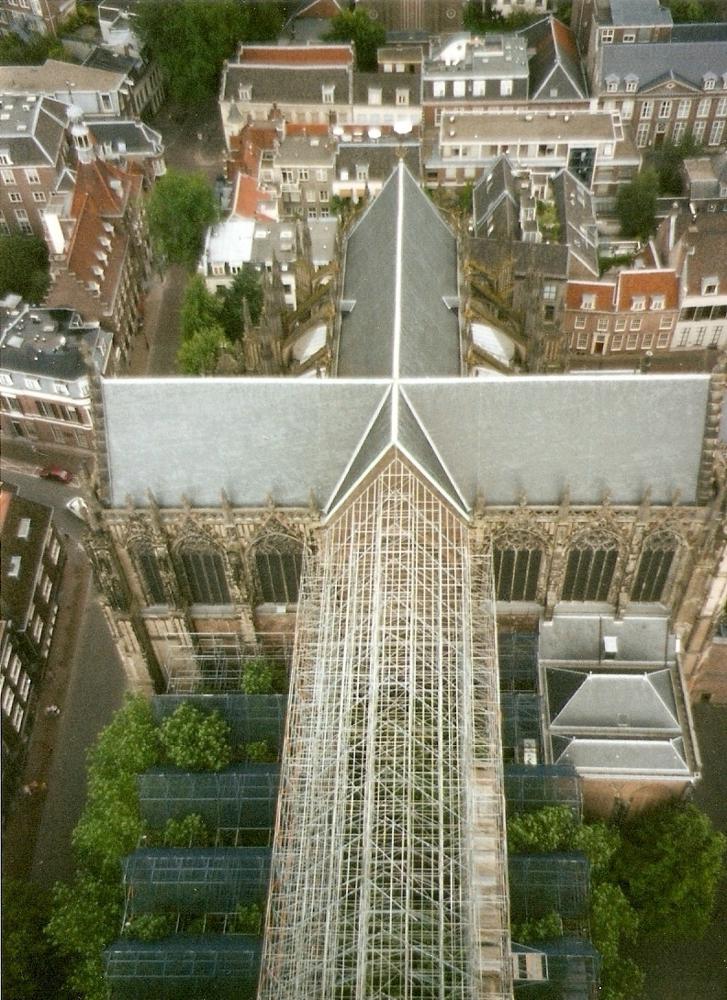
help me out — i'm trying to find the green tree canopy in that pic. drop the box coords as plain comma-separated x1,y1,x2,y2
664,0,718,21
160,812,211,848
616,168,659,241
323,9,386,71
589,883,644,1000
177,322,230,375
218,265,263,340
181,274,223,340
0,235,50,303
647,135,703,196
147,170,218,270
508,806,621,880
159,702,233,770
613,801,726,941
0,31,69,65
135,0,282,106
2,880,66,1000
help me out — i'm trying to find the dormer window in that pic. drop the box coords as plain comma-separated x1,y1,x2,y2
601,28,614,44
433,80,445,97
632,296,646,311
704,74,717,91
322,84,335,104
581,294,596,310
606,76,619,94
368,87,382,105
356,164,369,181
396,88,409,106
238,84,252,101
623,32,636,43
702,276,719,295
453,79,466,97
625,75,638,93
650,295,665,310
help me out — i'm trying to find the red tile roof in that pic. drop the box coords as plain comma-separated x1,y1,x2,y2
565,281,615,311
616,269,679,310
238,44,353,66
232,172,277,222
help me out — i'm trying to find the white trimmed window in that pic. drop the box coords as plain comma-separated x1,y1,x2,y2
601,28,614,43
640,101,653,119
659,315,673,330
396,88,409,105
650,295,665,310
625,78,638,94
672,121,687,143
322,84,335,104
657,331,670,347
693,120,706,142
630,317,642,331
433,80,445,97
697,98,711,118
473,79,485,97
716,97,727,117
500,79,513,96
8,191,21,203
623,32,636,43
32,191,46,202
709,121,725,146
597,316,609,332
368,87,382,105
642,332,654,349
606,77,618,94
636,123,650,147
581,293,596,310
1,168,15,184
695,326,707,345
615,317,626,331
626,332,639,349
24,168,40,184
632,296,646,311
611,334,623,351
702,276,719,294
677,99,690,119
453,80,466,98
574,314,587,329
658,100,672,119
622,99,634,118
704,75,716,91
576,332,588,349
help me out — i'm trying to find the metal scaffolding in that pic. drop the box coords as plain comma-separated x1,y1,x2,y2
162,634,293,695
258,456,511,1000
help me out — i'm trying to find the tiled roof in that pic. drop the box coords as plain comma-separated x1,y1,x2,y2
232,173,277,221
615,269,679,310
565,280,615,311
0,94,67,167
520,16,588,101
0,58,128,94
236,44,353,66
337,141,421,181
599,42,727,91
222,65,351,105
352,71,421,105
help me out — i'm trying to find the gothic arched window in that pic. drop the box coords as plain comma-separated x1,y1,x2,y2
562,531,618,602
132,541,167,606
631,531,679,603
251,534,303,605
179,542,231,605
493,531,543,602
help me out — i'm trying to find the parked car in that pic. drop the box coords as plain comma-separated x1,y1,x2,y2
39,466,73,484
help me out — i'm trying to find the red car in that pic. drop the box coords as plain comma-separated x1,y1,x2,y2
38,466,73,484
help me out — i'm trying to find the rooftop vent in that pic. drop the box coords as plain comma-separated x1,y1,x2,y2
603,635,618,660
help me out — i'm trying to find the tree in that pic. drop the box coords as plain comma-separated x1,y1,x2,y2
613,801,726,941
241,656,276,694
589,883,644,1000
159,702,233,771
664,0,718,21
123,913,174,941
135,0,282,106
231,901,263,934
0,235,50,302
616,168,659,241
147,170,218,270
507,805,620,879
511,910,563,944
181,274,223,340
218,266,263,340
323,9,386,71
0,31,68,65
245,739,277,763
2,880,66,1000
177,323,230,374
160,812,211,848
46,875,123,1000
648,135,703,196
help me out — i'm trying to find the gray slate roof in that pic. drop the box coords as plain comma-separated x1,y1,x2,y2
546,668,680,731
599,41,727,91
337,162,461,378
223,66,351,104
102,374,711,511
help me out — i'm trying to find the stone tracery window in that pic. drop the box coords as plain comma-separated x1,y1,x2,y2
179,541,231,605
493,530,543,602
132,540,167,606
251,533,303,605
631,530,679,603
562,530,618,602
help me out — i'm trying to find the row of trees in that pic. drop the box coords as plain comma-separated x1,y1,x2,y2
508,801,725,1000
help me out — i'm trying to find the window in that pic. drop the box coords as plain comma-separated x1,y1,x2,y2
322,84,335,104
623,32,636,43
611,333,623,351
453,80,465,98
632,296,646,311
543,283,557,302
134,543,167,605
622,98,634,118
395,88,409,105
649,295,664,310
2,685,14,716
626,332,639,349
702,276,719,295
642,332,654,349
716,97,727,117
1,169,15,184
574,315,587,329
500,79,513,96
179,544,230,605
8,191,21,203
25,377,41,390
658,100,672,119
695,326,707,345
251,534,303,605
473,79,485,97
238,85,252,101
709,121,724,146
298,168,309,181
597,316,609,332
581,294,596,310
677,99,690,119
625,79,638,94
32,191,46,203
356,164,369,181
562,531,618,602
712,325,723,344
24,168,40,184
636,123,650,147
704,76,716,92
494,532,543,602
693,120,706,142
672,121,687,143
100,92,113,112
433,80,445,98
632,531,678,602
679,327,690,346
697,98,711,118
601,28,614,43
368,87,382,105
0,153,11,166
657,330,670,347
659,315,673,330
9,655,21,683
576,331,588,350
606,77,618,94
615,317,626,331
640,101,653,119
11,704,24,732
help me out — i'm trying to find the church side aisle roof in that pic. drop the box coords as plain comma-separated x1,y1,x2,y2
100,374,711,510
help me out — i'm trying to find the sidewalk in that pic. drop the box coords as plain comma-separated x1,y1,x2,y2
1,538,92,880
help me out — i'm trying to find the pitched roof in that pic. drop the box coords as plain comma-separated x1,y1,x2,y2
337,161,461,378
236,44,353,66
599,41,727,92
222,65,351,105
0,487,52,629
615,269,679,310
520,16,588,101
0,94,67,167
0,59,128,94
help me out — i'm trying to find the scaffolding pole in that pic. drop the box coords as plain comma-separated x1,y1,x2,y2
258,457,512,999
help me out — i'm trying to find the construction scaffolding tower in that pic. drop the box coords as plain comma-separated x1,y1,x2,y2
504,765,583,818
162,635,293,695
257,457,512,999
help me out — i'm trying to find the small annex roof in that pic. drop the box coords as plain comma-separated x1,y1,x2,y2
553,736,690,774
546,668,680,732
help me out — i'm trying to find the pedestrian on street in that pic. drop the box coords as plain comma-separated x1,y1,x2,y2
45,704,61,716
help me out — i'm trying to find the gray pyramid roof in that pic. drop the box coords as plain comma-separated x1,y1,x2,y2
546,668,680,732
